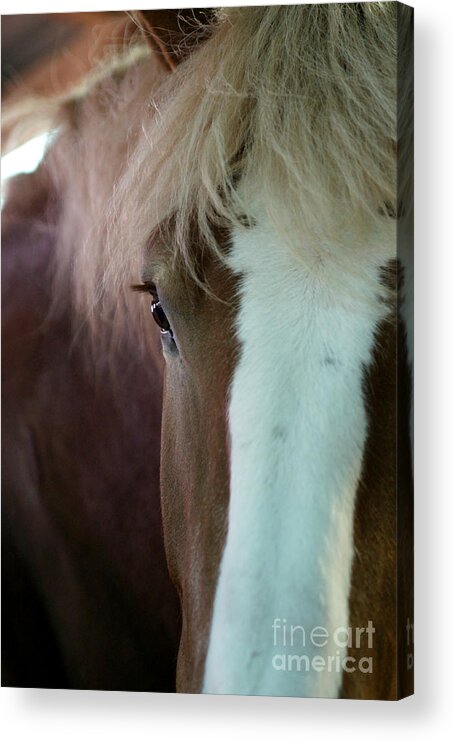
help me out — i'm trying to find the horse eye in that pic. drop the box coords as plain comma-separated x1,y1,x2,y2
151,300,173,338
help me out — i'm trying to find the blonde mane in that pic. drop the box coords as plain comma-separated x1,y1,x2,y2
107,3,410,283
5,4,412,350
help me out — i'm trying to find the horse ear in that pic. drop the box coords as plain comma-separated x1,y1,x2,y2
131,8,214,71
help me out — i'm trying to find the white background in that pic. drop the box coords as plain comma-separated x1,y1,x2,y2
1,0,454,739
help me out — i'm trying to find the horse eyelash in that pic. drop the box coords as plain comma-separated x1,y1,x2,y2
131,282,158,296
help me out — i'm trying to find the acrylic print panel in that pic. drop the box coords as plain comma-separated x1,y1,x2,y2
1,3,414,699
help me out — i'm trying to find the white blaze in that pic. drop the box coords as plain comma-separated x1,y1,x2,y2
203,214,395,697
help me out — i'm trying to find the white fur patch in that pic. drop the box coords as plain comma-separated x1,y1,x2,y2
202,213,395,697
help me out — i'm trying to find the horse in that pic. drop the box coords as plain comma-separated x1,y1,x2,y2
1,4,414,699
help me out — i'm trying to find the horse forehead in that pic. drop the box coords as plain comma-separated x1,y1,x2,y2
228,202,395,272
